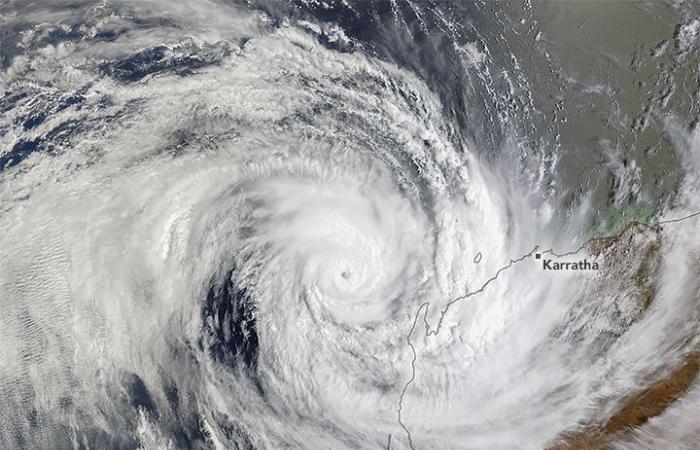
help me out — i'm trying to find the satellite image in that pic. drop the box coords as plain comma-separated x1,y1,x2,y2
1,1,700,449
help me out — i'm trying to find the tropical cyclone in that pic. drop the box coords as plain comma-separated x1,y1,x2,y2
1,1,700,450
0,4,512,447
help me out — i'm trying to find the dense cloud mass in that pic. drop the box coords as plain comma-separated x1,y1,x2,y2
1,1,700,449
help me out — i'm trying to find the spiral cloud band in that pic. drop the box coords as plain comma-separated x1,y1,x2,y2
1,1,700,449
